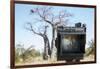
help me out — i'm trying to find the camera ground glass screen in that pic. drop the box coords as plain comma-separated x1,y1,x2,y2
61,35,83,53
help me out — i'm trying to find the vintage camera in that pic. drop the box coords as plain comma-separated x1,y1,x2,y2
55,23,86,62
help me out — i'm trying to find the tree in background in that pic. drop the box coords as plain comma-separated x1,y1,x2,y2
30,6,73,59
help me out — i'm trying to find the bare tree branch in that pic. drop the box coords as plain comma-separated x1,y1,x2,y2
54,10,73,26
25,22,43,36
44,25,49,35
30,7,54,26
30,7,73,27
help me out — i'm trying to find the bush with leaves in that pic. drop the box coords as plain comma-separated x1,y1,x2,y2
15,44,41,63
85,40,95,56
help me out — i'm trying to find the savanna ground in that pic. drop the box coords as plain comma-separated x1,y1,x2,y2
15,54,94,66
15,40,95,66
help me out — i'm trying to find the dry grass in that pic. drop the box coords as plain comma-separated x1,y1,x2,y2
15,55,95,66
81,55,95,62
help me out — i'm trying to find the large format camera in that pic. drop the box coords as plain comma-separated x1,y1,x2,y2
55,23,86,62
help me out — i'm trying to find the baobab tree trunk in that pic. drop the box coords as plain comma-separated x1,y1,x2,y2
51,27,57,59
43,35,51,60
43,40,48,60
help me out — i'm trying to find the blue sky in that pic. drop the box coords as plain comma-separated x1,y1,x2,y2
15,3,95,52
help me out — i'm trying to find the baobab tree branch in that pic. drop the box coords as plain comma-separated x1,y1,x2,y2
31,7,73,27
31,7,54,26
54,10,73,26
37,9,53,26
25,23,43,36
43,25,49,35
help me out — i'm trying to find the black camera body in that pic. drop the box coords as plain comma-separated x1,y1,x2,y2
55,23,86,62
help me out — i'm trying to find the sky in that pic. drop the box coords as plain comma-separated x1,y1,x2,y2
15,3,95,52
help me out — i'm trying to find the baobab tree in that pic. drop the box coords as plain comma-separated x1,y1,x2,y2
30,6,73,59
25,23,51,60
